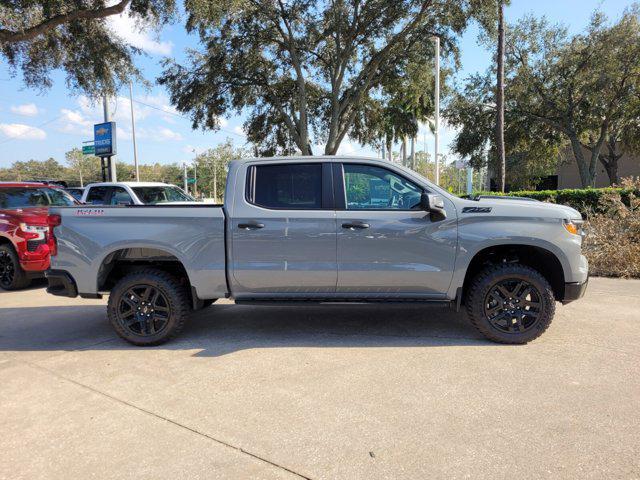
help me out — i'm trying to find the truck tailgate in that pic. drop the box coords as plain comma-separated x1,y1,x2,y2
49,205,227,299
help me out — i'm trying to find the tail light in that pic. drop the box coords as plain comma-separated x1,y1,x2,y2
47,214,62,256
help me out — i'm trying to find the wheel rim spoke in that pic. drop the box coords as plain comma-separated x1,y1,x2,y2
117,284,171,337
483,278,542,335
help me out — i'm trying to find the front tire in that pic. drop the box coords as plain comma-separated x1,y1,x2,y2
107,269,190,346
466,263,556,344
0,244,31,290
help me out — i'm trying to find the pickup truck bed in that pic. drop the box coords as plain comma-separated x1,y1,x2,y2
48,205,228,302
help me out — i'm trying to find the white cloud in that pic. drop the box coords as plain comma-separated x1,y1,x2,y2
157,127,182,141
107,12,173,56
56,108,93,136
10,103,39,117
0,123,46,140
233,125,246,137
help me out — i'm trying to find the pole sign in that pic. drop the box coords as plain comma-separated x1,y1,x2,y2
82,145,95,155
94,122,116,156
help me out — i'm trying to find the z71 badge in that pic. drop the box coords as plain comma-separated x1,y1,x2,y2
462,207,492,213
75,208,105,216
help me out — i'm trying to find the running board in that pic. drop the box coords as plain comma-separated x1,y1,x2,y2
234,298,453,307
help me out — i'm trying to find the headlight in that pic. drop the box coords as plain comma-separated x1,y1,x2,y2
19,223,49,240
563,219,584,236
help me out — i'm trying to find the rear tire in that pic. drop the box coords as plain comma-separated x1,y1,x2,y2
0,244,31,290
466,263,555,344
107,269,189,346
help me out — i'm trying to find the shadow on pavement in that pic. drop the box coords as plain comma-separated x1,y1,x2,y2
0,302,494,357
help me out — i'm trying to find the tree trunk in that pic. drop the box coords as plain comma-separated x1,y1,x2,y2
598,138,622,185
387,140,393,162
401,137,407,165
600,157,619,186
495,0,506,193
410,136,416,169
568,134,596,187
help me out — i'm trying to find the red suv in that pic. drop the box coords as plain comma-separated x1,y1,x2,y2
0,182,76,290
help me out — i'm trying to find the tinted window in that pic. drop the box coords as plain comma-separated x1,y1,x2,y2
0,187,75,209
132,186,193,204
249,164,322,209
65,188,84,201
109,187,133,205
343,164,421,210
86,186,110,205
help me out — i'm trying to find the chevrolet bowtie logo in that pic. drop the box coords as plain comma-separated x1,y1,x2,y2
96,127,108,136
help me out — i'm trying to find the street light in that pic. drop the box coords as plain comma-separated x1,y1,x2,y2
433,35,440,186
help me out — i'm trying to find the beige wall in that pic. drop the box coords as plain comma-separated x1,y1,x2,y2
557,147,640,189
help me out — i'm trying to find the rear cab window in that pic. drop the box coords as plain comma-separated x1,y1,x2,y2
85,186,110,205
246,163,324,209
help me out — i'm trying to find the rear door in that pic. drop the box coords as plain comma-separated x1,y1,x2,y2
335,162,457,297
229,162,337,297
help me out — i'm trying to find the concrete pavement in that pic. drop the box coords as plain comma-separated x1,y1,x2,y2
1,277,639,479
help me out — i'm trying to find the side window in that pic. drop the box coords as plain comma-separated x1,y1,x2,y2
248,163,323,209
343,164,422,210
86,186,109,205
109,187,133,205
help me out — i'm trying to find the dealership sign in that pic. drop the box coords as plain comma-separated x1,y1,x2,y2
94,122,116,156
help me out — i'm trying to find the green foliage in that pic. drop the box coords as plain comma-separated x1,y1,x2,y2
0,151,186,188
192,139,248,200
160,0,497,156
448,5,640,188
445,71,561,190
471,187,640,216
0,0,176,96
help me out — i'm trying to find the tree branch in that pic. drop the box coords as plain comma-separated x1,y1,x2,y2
0,0,131,43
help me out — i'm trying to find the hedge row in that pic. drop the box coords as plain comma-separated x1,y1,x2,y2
470,187,640,215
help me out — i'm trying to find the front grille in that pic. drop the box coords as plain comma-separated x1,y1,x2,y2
26,239,46,252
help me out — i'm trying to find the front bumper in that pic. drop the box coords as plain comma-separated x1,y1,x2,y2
45,269,78,298
562,278,589,304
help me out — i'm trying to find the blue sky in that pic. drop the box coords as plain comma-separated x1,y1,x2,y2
0,0,633,168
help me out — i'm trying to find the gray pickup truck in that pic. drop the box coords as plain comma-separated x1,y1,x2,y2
46,156,588,346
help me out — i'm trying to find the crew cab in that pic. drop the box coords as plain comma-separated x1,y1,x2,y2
0,182,76,290
81,182,195,205
45,157,588,345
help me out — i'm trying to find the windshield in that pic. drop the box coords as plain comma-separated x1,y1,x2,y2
0,187,76,209
132,186,194,204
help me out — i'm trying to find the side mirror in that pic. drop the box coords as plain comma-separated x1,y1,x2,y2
420,192,447,219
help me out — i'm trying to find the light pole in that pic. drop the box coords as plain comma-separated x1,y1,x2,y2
183,163,188,193
433,35,440,186
129,82,139,181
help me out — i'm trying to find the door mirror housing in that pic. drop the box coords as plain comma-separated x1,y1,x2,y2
420,192,447,219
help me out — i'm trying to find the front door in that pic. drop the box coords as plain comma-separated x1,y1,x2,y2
335,163,457,297
230,162,337,297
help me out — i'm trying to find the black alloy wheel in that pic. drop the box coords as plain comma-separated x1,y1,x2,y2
107,269,189,346
116,284,172,337
466,263,556,344
0,245,30,290
0,249,14,288
483,279,542,334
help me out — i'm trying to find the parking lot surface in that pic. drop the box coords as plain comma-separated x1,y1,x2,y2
1,277,639,479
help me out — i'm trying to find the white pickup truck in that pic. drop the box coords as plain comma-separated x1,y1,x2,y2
45,156,588,346
81,182,195,205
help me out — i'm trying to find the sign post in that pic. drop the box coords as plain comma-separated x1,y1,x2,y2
94,121,116,182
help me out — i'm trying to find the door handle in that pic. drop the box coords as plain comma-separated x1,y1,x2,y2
238,222,265,230
342,222,370,230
